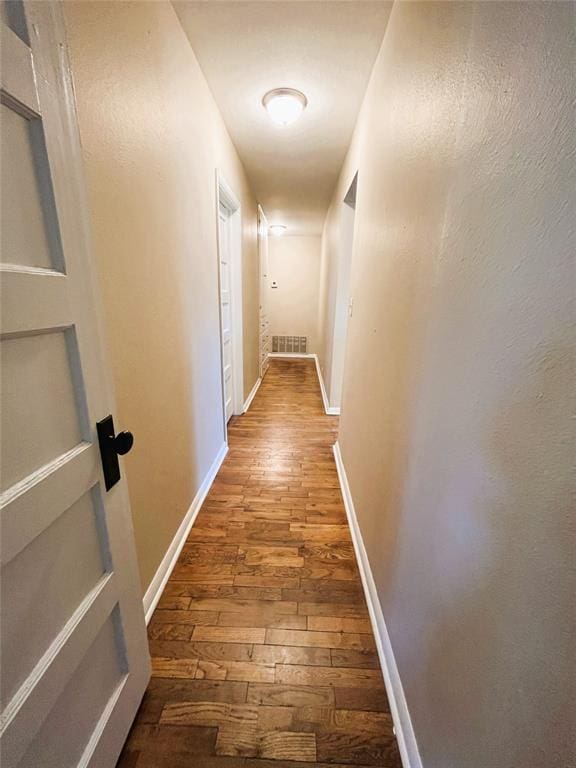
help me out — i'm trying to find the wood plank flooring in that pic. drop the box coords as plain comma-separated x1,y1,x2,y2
117,359,402,768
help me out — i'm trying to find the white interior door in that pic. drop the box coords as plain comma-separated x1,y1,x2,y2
258,205,270,377
0,3,150,767
218,202,234,423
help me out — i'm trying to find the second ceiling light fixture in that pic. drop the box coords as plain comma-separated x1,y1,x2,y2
262,88,307,234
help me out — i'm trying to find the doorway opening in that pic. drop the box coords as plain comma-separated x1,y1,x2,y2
329,172,357,411
216,171,244,434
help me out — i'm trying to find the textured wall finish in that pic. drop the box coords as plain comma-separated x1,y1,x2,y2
319,2,576,766
64,1,259,593
267,236,321,352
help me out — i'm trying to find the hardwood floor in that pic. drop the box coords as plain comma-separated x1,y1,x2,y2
118,359,402,768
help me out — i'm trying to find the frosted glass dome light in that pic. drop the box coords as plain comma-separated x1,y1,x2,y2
262,88,307,126
269,224,287,237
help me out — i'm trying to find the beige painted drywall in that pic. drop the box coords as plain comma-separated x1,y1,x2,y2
267,235,321,352
63,1,259,594
320,1,576,765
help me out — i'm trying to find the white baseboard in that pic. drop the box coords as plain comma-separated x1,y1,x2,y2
143,442,229,624
313,354,341,416
268,353,315,359
333,441,422,768
268,353,340,416
243,376,261,412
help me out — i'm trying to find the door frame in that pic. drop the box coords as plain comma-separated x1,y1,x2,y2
215,170,244,434
257,205,270,378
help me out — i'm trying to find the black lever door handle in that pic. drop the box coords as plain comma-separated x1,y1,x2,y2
97,415,134,491
114,431,134,456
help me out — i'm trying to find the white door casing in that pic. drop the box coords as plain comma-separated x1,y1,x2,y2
258,205,270,377
218,202,234,423
0,3,150,767
215,171,243,428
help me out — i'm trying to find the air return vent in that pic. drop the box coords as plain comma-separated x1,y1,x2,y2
272,336,307,354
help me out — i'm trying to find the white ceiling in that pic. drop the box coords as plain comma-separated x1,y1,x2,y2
173,1,392,235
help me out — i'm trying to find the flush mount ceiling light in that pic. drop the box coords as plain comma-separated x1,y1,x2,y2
269,224,287,237
262,88,307,126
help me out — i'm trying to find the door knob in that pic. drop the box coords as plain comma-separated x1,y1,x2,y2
96,415,134,491
114,431,134,456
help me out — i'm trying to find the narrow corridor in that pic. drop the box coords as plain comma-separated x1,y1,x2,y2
118,359,402,767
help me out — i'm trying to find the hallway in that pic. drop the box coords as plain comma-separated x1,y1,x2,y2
2,1,574,765
118,359,401,767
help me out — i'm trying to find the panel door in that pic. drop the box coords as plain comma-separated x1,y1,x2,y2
0,3,150,767
258,205,270,377
218,203,234,422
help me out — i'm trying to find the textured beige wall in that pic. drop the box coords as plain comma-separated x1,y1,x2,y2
267,236,321,352
320,2,576,765
64,1,259,593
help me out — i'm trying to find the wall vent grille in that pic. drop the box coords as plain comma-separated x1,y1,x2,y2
272,336,307,354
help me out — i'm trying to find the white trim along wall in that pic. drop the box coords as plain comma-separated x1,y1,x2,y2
268,352,340,415
332,441,422,768
143,442,228,623
243,376,262,412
